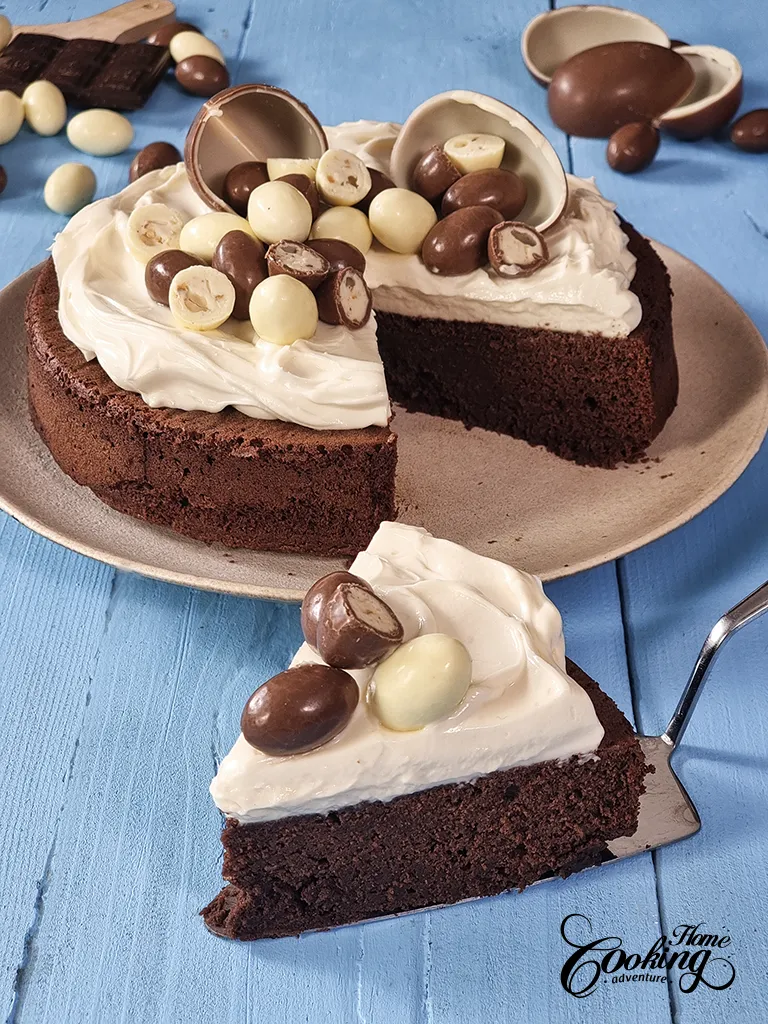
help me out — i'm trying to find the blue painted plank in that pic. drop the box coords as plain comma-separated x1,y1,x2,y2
557,1,768,1020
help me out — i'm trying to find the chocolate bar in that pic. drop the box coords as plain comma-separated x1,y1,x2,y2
0,33,171,111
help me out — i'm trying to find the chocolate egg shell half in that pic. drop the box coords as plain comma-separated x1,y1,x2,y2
521,6,669,87
442,168,527,220
422,205,503,276
306,238,366,275
658,46,743,141
301,571,370,649
548,41,694,139
241,664,359,756
211,230,267,320
316,581,404,670
390,90,567,233
185,84,327,213
730,109,768,153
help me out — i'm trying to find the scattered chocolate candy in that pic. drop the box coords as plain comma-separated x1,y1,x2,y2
316,268,373,329
310,206,373,253
306,238,366,274
487,221,549,278
301,571,369,649
169,31,225,66
247,179,313,244
67,108,134,156
126,202,184,263
730,109,768,153
248,274,319,346
355,168,395,214
129,141,182,183
168,265,236,331
315,579,403,669
0,165,6,196
179,211,255,262
146,21,200,48
441,167,527,220
212,230,268,319
368,633,472,732
223,161,269,216
444,133,505,174
411,145,461,201
548,42,694,138
277,173,320,219
368,187,437,254
315,148,372,207
421,205,503,276
0,90,24,145
145,249,205,305
43,163,96,215
606,122,660,173
265,239,330,291
175,54,229,97
241,664,359,756
22,80,66,136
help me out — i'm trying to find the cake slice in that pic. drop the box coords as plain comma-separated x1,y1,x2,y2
204,522,650,940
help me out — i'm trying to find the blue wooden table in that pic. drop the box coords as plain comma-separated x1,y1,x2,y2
1,1,766,1021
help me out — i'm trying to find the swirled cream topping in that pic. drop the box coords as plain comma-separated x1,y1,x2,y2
51,164,390,430
53,121,641,429
211,522,604,822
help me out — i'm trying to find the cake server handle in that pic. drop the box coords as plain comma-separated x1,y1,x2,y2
662,579,768,750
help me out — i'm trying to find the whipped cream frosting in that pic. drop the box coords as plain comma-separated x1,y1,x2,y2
53,121,641,429
211,522,604,823
51,164,390,430
326,121,641,337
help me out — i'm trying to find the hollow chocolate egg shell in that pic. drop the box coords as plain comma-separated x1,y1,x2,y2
658,46,743,140
521,5,669,87
389,90,567,233
184,84,327,213
548,41,695,138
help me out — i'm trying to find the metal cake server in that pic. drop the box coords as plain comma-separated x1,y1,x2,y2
607,578,768,861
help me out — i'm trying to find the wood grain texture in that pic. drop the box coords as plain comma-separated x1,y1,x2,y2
0,0,764,1021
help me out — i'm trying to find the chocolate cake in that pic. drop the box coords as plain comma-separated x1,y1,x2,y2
375,221,676,467
26,260,396,556
204,523,650,940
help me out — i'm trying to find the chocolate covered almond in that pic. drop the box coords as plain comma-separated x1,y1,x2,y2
606,122,659,173
145,249,205,305
211,230,267,320
487,221,549,278
316,268,373,329
306,238,366,274
355,168,395,214
411,145,461,201
266,239,330,290
317,580,404,669
421,205,503,276
223,161,269,216
130,141,182,183
277,172,320,219
241,664,359,755
441,168,527,220
301,571,368,649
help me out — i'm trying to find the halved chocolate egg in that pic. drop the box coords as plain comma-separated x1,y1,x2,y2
659,46,743,141
390,90,568,233
184,84,327,212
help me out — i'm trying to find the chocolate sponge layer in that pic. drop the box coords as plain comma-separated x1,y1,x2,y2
202,661,650,940
25,259,397,557
375,221,677,467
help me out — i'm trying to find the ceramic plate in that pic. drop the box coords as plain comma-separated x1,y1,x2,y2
1,245,767,601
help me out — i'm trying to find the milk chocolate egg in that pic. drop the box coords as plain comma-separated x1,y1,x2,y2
548,41,695,138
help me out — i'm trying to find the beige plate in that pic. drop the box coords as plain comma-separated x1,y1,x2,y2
2,245,767,602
